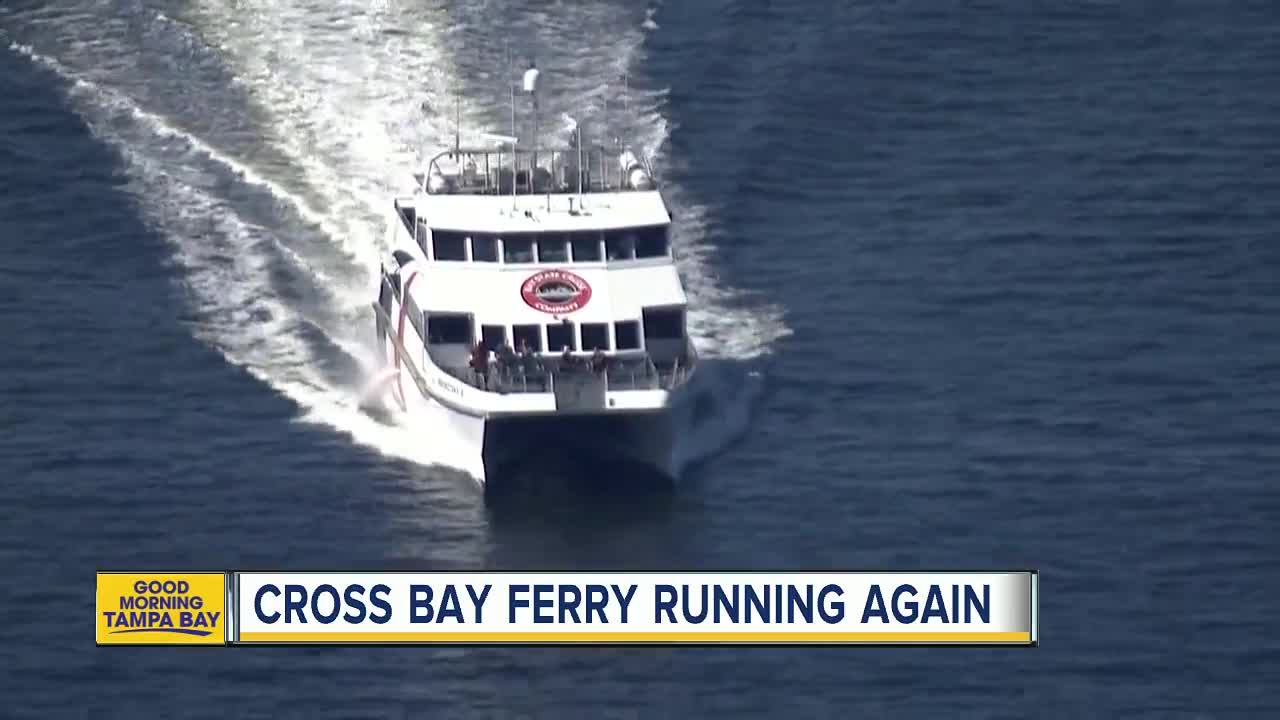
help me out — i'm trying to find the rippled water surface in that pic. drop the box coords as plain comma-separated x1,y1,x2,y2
2,0,1278,716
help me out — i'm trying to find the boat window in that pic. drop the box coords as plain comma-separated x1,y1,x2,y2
642,307,684,339
395,202,416,238
635,225,669,258
471,234,499,262
432,231,467,261
537,233,569,263
614,321,641,350
570,232,602,262
513,324,543,352
426,313,473,344
547,321,576,352
503,234,535,263
404,295,427,341
605,230,637,261
481,324,507,349
580,323,609,351
392,250,415,268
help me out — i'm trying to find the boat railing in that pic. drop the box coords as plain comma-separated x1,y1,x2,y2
419,144,657,196
434,352,691,395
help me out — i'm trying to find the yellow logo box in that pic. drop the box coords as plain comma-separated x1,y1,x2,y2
96,573,228,645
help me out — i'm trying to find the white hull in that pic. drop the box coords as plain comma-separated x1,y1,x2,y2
385,365,489,483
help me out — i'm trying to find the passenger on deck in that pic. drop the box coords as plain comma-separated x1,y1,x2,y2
469,340,489,389
559,345,576,372
590,347,608,374
497,341,518,380
497,340,515,364
518,341,539,373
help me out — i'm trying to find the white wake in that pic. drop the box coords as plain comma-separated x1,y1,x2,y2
7,0,788,478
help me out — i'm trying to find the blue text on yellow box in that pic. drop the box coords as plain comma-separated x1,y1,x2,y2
96,572,227,645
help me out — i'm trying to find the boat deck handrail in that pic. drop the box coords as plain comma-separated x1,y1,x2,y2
418,144,658,196
436,353,692,395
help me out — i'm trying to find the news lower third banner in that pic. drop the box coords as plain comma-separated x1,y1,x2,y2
96,571,1038,646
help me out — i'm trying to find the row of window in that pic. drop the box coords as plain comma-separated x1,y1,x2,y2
425,308,685,353
427,226,669,264
494,321,634,353
404,293,426,344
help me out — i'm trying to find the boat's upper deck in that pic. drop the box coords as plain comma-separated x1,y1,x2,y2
399,144,671,236
416,144,657,197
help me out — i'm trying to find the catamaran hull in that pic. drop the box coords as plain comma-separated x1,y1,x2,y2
386,385,678,490
482,411,676,491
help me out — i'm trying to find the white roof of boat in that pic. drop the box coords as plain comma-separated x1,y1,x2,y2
413,191,671,234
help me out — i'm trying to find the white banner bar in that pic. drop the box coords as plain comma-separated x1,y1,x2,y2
233,572,1037,645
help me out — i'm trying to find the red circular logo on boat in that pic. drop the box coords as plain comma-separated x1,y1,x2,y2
521,269,592,314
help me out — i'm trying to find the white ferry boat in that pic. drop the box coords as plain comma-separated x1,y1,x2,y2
371,82,697,488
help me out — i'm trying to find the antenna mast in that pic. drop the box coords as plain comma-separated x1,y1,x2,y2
510,83,518,208
577,111,584,206
620,74,629,153
453,86,460,157
523,61,541,180
507,45,517,209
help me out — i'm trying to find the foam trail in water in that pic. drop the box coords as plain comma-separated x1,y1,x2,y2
185,1,459,263
12,43,374,270
9,39,481,474
672,366,767,475
12,41,367,363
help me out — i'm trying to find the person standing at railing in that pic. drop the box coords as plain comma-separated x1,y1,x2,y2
517,341,541,387
469,340,490,390
517,340,534,367
590,347,608,375
559,346,576,373
496,340,518,388
497,340,517,370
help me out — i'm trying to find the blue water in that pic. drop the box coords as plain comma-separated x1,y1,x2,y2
3,0,1279,716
